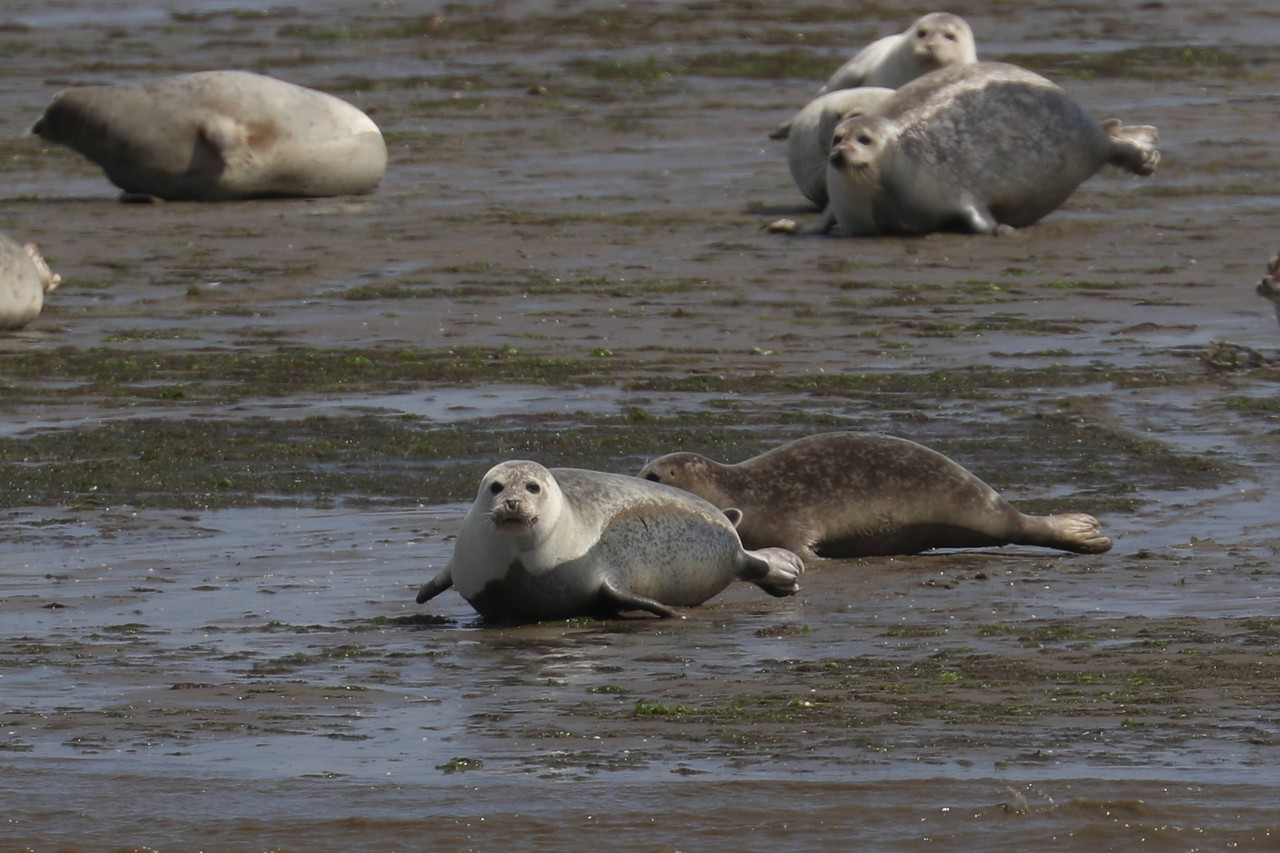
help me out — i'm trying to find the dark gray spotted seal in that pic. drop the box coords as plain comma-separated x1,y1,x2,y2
0,233,60,330
32,71,386,201
639,433,1113,561
415,460,803,623
773,62,1159,237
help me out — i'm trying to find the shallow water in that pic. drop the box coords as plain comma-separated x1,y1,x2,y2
4,0,1280,850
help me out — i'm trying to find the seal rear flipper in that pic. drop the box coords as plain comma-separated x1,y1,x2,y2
598,578,680,618
1040,512,1113,554
415,568,453,604
739,547,803,597
1102,118,1159,176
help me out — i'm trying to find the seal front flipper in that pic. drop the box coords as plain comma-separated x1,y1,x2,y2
767,209,837,236
954,199,1003,235
197,114,259,175
416,568,453,604
598,577,680,619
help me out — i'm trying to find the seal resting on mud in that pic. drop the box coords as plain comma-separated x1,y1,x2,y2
1257,251,1280,328
773,88,894,208
771,62,1159,237
768,12,972,142
32,70,386,201
638,432,1113,561
0,233,60,330
820,12,977,93
415,460,804,623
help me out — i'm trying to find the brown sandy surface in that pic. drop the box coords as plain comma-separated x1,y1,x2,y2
1,1,1279,850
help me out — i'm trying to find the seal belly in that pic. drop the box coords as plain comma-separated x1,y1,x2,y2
587,507,743,607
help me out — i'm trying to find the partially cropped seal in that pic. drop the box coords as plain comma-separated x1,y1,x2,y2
774,88,893,208
777,62,1159,237
821,12,977,93
32,71,386,201
0,233,60,330
639,433,1113,561
415,460,804,623
1257,252,1280,328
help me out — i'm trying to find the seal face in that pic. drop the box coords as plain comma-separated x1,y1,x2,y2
821,12,977,93
778,88,894,208
415,460,803,623
639,432,1113,561
32,71,387,201
0,233,60,331
818,62,1159,236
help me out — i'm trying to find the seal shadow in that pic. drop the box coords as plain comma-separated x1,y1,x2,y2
745,202,820,217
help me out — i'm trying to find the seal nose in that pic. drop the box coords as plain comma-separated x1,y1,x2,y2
504,498,521,511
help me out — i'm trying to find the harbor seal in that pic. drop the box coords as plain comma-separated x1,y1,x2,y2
0,233,60,330
781,62,1159,237
1257,251,1280,328
415,460,804,623
32,71,386,201
821,12,977,93
774,88,894,208
638,432,1113,561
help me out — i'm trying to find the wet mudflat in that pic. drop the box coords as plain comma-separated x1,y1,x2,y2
2,0,1279,850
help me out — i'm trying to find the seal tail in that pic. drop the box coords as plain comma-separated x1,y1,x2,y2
1102,118,1159,176
739,547,804,597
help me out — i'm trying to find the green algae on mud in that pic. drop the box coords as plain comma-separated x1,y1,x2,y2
0,402,1231,513
0,345,612,404
0,343,1215,406
1011,45,1256,81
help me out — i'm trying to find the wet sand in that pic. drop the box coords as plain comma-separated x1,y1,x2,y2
2,0,1279,850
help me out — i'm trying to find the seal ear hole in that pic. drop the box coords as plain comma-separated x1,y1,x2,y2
526,482,541,494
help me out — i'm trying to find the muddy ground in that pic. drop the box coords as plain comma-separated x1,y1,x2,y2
1,0,1279,850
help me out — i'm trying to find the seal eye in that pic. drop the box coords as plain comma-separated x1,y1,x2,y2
857,133,874,146
489,481,504,495
916,28,927,38
526,482,541,494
